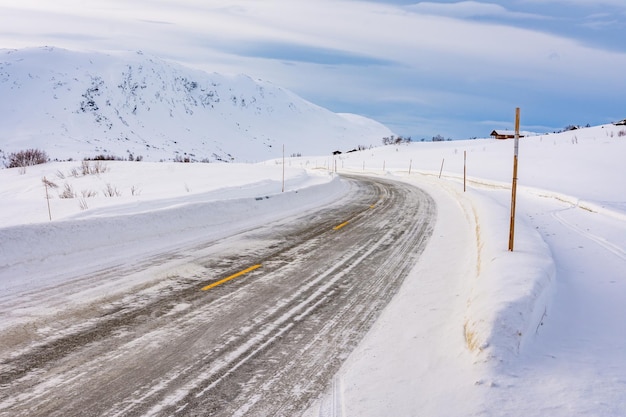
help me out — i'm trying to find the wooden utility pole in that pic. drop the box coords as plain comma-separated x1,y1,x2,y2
508,107,521,251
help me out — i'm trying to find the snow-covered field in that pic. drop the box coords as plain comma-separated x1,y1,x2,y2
1,123,625,415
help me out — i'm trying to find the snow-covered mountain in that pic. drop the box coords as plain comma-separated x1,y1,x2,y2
0,47,392,163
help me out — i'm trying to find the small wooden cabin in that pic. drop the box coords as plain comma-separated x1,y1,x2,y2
490,130,525,140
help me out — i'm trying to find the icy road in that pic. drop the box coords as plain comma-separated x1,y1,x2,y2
0,176,435,416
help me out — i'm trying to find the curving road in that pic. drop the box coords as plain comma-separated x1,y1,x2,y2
0,175,436,417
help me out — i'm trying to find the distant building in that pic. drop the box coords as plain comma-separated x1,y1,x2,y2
490,130,526,140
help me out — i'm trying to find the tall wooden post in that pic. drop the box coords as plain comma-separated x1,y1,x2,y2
463,151,467,192
508,107,521,251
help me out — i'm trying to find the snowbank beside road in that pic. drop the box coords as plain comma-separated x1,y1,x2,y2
0,161,333,227
345,171,557,360
422,172,558,360
462,185,556,360
0,162,345,297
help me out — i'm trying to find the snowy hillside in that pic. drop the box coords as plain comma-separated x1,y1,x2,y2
0,47,392,164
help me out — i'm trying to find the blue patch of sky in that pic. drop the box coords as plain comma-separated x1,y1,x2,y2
320,72,619,139
495,3,625,53
375,0,626,53
336,0,626,138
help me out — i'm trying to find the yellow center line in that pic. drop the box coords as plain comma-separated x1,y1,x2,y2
333,221,350,231
201,264,262,291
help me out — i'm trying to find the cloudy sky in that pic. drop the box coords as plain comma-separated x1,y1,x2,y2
1,0,625,139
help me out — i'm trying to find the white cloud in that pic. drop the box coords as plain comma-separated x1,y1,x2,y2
522,0,626,8
1,0,622,82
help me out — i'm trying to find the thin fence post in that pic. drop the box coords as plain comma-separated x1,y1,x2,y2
43,177,52,221
464,151,467,192
439,158,445,178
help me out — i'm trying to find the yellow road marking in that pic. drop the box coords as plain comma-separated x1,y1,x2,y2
333,221,350,231
201,264,262,291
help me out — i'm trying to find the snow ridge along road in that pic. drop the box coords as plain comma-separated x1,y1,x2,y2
0,175,435,417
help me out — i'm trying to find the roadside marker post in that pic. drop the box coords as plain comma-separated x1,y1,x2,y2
42,176,52,221
508,107,521,251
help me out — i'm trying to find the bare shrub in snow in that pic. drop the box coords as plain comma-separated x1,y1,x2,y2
618,130,626,137
7,148,48,168
85,154,123,161
81,189,98,198
174,154,191,163
103,183,121,197
80,160,109,175
91,161,108,174
78,198,89,211
81,160,91,176
130,185,141,196
42,177,58,191
59,183,76,199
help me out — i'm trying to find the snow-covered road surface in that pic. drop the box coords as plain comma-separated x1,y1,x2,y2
0,176,435,416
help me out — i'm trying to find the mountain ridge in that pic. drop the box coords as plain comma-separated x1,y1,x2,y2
0,46,393,163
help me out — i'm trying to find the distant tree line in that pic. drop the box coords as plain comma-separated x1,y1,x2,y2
382,135,411,145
